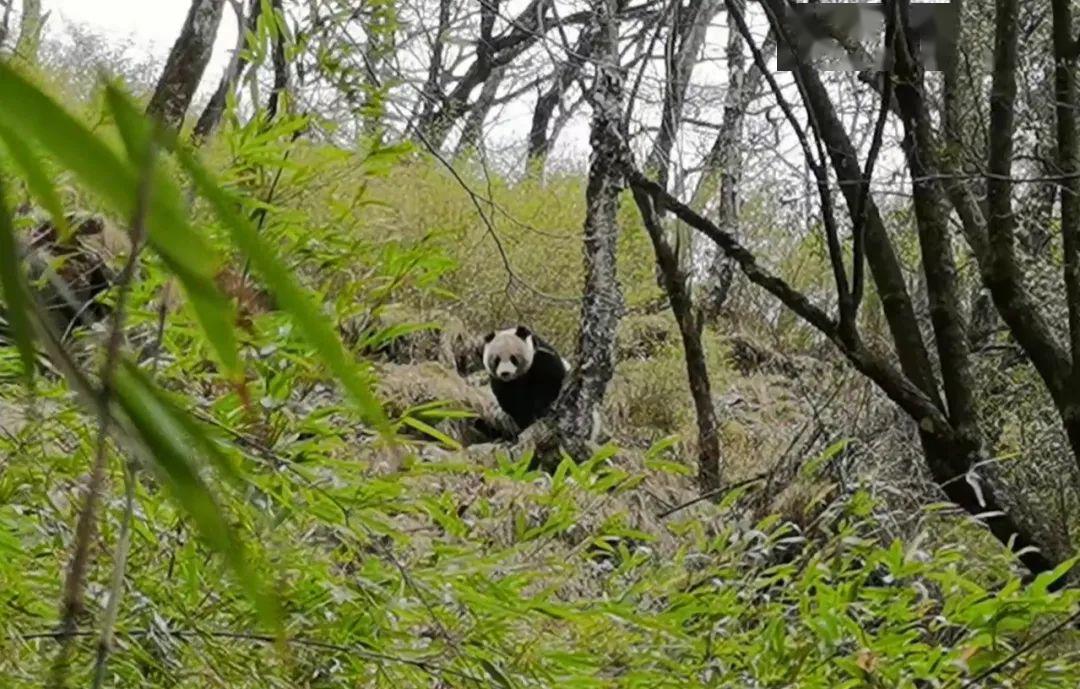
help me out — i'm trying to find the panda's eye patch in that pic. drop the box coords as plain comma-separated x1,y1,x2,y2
509,355,519,366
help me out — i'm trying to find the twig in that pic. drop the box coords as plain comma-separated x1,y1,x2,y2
657,472,768,518
850,0,895,317
91,459,136,689
956,608,1080,688
21,626,487,684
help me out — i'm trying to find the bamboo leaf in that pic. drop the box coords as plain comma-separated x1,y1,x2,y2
0,175,37,384
400,415,462,451
171,137,391,437
0,65,244,383
122,360,246,488
0,122,69,240
112,359,279,629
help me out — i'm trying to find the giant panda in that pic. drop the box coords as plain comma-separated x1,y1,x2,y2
482,325,570,432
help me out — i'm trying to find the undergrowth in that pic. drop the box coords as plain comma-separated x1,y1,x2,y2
0,52,1077,689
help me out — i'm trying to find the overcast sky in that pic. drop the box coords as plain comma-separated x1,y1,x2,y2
45,0,590,158
41,1,906,194
50,0,238,99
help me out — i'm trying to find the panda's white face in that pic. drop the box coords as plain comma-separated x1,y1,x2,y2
483,326,536,382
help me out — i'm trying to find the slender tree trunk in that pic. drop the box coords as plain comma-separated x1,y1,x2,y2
632,187,722,488
415,0,553,149
265,0,289,122
1047,0,1080,468
631,0,724,488
899,0,1075,424
892,2,981,450
969,0,1080,468
192,0,261,146
1050,0,1080,373
888,9,1006,564
454,66,505,158
13,0,43,65
552,0,625,458
526,24,598,168
0,1,14,49
417,0,452,135
625,0,1067,579
761,0,941,408
626,166,1062,578
694,12,773,319
146,0,227,130
645,0,717,191
646,0,717,287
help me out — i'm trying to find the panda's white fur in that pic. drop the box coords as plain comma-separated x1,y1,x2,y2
483,328,534,381
482,326,569,431
483,327,568,379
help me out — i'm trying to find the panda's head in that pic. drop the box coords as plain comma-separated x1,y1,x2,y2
483,325,536,382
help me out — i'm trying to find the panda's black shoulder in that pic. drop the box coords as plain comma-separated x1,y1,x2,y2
529,334,561,358
526,338,566,381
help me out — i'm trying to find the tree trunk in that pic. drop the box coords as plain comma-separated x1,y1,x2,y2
13,0,43,65
646,0,717,288
632,187,723,488
700,0,1066,578
265,0,289,122
454,65,505,159
645,0,717,191
551,0,625,459
415,0,553,149
526,23,598,169
626,166,1062,579
146,0,227,130
758,0,941,408
1050,0,1080,373
971,0,1080,469
892,2,981,452
0,1,15,50
192,0,261,146
417,0,453,137
630,0,724,488
695,10,773,319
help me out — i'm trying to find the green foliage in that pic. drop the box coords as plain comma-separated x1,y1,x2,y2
0,177,38,385
0,60,413,643
323,160,663,353
0,43,1078,689
0,62,245,384
3,413,1078,687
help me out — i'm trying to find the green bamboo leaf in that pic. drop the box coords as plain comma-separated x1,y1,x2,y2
0,65,243,383
121,360,246,488
102,84,246,385
104,81,153,162
800,438,849,479
0,522,21,556
172,140,391,437
400,415,462,451
112,360,279,628
0,123,69,240
1029,555,1079,596
478,658,514,689
0,175,37,384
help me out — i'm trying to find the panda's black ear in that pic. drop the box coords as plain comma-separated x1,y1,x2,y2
515,325,531,339
483,331,496,343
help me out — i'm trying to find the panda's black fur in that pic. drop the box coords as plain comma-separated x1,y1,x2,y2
483,325,568,432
